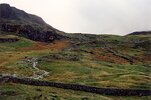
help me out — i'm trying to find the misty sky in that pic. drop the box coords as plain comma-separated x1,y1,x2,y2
0,0,151,35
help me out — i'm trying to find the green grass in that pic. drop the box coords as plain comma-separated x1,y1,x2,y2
0,83,150,100
1,39,33,49
0,33,151,99
36,57,151,89
0,36,34,52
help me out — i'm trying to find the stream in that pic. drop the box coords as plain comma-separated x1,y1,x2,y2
1,58,49,80
28,58,49,79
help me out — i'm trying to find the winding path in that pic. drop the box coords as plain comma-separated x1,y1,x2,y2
28,58,49,79
0,58,150,96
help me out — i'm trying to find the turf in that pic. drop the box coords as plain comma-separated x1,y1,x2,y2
0,33,151,99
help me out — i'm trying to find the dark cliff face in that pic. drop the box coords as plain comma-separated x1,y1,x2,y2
0,4,18,20
0,23,63,42
0,38,19,43
0,3,65,42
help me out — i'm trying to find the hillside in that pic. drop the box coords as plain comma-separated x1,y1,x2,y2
0,3,64,42
0,4,46,25
128,31,151,35
0,3,151,100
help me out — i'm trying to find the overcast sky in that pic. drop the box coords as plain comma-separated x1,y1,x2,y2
0,0,151,35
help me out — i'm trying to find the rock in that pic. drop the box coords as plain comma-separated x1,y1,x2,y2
128,31,151,35
0,37,19,42
0,3,65,42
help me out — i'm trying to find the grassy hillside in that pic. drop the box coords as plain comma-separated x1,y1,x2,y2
1,83,151,100
0,3,150,100
0,32,151,99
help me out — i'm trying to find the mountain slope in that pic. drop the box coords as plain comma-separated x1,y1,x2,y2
0,4,46,25
0,3,151,100
0,3,65,42
128,31,151,35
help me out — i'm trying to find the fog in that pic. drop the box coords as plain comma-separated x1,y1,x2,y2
1,0,151,35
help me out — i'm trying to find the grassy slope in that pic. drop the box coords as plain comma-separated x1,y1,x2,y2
1,83,151,100
0,33,151,99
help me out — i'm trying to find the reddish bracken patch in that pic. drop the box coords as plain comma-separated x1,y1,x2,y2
20,39,70,51
93,48,130,64
139,54,151,64
49,39,70,51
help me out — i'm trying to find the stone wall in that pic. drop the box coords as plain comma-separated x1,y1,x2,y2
0,38,19,42
0,76,150,96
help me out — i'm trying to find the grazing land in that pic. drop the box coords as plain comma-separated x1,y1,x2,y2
0,3,151,100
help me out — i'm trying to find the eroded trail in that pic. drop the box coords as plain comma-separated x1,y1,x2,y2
27,58,49,79
0,39,150,96
1,58,151,96
1,57,49,80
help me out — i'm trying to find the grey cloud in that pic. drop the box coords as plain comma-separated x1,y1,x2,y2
0,0,151,35
73,0,151,35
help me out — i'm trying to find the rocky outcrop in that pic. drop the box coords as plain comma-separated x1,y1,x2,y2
0,38,19,42
0,76,151,96
0,4,65,42
128,31,151,35
0,23,63,42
